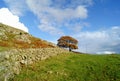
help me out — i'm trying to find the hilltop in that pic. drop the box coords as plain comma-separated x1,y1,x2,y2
0,23,56,49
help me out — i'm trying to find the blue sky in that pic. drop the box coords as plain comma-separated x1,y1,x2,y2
0,0,120,54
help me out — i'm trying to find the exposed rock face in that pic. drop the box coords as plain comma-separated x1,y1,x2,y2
0,48,69,81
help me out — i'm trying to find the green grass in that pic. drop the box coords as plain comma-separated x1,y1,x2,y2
0,46,9,52
10,53,120,81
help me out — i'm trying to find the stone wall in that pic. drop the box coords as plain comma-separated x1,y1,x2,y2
0,48,69,81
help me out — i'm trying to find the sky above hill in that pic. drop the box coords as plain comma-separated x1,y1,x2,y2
0,0,120,54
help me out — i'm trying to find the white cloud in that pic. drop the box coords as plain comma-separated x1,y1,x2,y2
97,51,115,54
51,0,93,8
64,22,90,33
3,0,27,16
38,23,64,35
25,0,88,35
74,26,120,54
26,0,88,21
0,8,28,32
3,0,91,35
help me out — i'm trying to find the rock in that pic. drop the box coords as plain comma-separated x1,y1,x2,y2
20,60,27,65
4,54,9,60
47,71,53,74
12,62,20,75
27,60,33,65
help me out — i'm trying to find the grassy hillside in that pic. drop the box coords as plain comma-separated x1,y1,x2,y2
10,53,120,81
0,23,56,49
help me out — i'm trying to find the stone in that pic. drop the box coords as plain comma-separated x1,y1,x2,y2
47,71,53,74
20,60,27,65
4,54,9,60
12,62,20,75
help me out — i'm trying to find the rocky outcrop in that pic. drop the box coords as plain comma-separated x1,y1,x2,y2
0,48,68,81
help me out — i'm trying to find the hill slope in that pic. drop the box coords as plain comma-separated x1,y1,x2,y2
11,53,120,81
0,23,69,81
0,23,55,49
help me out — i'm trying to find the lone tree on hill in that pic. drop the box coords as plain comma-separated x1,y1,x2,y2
57,36,78,51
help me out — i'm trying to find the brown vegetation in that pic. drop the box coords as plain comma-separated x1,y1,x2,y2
0,23,56,49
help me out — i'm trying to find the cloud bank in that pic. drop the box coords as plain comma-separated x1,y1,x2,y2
75,26,120,54
0,8,28,32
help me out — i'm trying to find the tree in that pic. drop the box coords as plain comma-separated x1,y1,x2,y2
57,36,78,51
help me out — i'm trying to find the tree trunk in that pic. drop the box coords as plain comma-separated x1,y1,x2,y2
69,47,72,52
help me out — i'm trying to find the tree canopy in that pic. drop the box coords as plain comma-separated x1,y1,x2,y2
57,36,78,51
